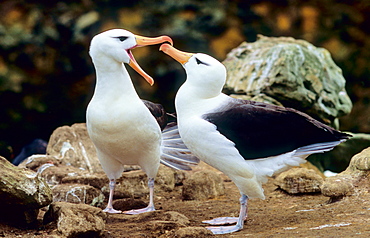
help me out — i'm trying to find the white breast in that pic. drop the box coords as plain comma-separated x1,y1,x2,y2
87,95,161,178
175,88,265,199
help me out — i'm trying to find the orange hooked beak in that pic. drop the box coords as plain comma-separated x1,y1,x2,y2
128,35,173,86
159,43,193,65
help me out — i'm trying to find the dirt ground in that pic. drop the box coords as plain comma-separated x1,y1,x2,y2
1,166,370,238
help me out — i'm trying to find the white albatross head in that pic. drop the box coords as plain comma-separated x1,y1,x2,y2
160,43,227,96
89,29,173,85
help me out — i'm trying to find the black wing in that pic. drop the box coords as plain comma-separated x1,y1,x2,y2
142,100,168,130
203,99,350,160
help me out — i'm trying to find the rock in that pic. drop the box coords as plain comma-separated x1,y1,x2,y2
230,93,284,107
274,168,324,194
349,147,370,172
18,154,60,171
104,210,191,237
308,132,370,172
146,220,185,236
299,161,326,179
160,211,191,226
182,170,225,200
36,164,90,186
103,170,149,199
156,165,177,192
102,165,177,199
321,146,370,201
174,169,187,185
52,184,104,207
223,35,352,127
61,173,108,189
45,123,141,174
43,202,106,238
0,156,52,226
46,123,104,173
321,175,355,199
170,227,214,238
132,211,191,237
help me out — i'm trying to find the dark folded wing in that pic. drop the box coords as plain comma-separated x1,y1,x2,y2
142,99,168,130
203,99,350,160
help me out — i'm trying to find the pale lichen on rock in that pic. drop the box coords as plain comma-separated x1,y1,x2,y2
274,168,324,194
223,35,352,127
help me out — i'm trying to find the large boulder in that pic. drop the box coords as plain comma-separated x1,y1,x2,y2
43,202,106,238
223,35,352,127
46,123,103,173
321,146,370,202
52,184,104,207
182,170,225,201
0,156,52,226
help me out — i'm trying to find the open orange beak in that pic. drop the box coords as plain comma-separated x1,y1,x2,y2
128,35,173,86
159,43,193,65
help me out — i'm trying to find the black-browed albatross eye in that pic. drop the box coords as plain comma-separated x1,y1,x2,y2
195,58,210,66
115,36,128,42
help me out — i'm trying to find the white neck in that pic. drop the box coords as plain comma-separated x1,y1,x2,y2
175,81,228,118
92,56,140,102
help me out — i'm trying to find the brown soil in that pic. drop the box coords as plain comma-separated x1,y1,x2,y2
1,166,370,238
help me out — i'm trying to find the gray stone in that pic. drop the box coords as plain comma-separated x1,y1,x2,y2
321,146,370,200
61,173,108,189
230,93,284,106
349,147,370,172
160,211,191,226
46,123,104,173
52,184,104,207
18,154,60,171
174,169,187,185
104,170,149,199
156,165,177,192
102,165,177,199
171,227,214,238
44,202,106,238
132,211,191,237
223,35,352,127
45,123,140,174
308,132,370,172
274,168,324,194
321,175,355,198
182,170,225,200
36,164,90,186
147,220,185,235
0,156,52,226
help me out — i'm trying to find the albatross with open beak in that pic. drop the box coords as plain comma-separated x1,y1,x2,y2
87,29,198,214
160,43,350,234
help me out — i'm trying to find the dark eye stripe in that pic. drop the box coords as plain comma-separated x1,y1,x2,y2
196,58,210,66
116,36,128,42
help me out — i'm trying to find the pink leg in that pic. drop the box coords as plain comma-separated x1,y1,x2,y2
123,177,155,214
103,179,122,214
203,194,248,234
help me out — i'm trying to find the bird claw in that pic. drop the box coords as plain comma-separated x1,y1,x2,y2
103,207,122,214
202,217,239,225
123,206,155,215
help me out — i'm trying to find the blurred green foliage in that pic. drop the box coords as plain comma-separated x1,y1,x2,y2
0,0,369,160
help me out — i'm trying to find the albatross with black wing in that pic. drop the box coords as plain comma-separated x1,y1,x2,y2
160,43,350,234
87,29,198,215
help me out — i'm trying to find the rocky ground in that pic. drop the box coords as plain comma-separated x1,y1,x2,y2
1,162,369,238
